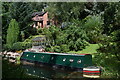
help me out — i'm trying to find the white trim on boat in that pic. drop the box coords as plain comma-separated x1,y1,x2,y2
83,74,100,78
24,51,89,56
83,68,100,71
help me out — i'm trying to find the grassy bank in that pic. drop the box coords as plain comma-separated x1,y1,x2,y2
67,44,99,54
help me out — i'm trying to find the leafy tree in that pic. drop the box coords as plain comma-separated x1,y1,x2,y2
12,42,32,51
29,2,46,12
64,21,89,51
45,2,86,25
42,19,89,52
93,2,120,77
42,26,61,47
2,2,12,44
6,19,20,47
9,2,33,29
103,2,120,35
60,44,70,53
84,15,104,43
9,2,34,40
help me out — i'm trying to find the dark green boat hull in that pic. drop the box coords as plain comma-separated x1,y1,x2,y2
20,52,92,68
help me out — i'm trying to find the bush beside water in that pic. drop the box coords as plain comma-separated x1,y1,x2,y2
92,53,120,78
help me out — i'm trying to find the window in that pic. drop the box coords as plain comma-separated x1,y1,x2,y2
63,58,66,61
69,59,74,62
33,70,35,73
51,57,54,60
33,55,36,58
77,60,81,64
41,56,44,59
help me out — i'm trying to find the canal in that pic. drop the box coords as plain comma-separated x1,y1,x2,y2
3,59,102,79
22,64,84,79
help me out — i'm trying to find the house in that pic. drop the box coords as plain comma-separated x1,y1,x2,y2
32,11,49,28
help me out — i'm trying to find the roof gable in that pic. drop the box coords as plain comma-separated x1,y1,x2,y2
32,12,47,17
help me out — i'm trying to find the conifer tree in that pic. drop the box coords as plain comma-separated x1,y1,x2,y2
6,19,19,47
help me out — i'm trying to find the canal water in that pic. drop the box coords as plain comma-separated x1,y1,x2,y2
22,64,100,79
2,58,102,79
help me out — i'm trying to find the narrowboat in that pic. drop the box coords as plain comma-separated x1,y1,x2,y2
20,51,92,69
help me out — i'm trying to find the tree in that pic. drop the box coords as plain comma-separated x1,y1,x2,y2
63,20,89,51
9,2,34,39
45,2,86,25
6,19,20,47
84,15,104,43
9,2,33,29
2,2,12,44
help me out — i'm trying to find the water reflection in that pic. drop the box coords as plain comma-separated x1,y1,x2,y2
22,64,100,79
22,65,83,79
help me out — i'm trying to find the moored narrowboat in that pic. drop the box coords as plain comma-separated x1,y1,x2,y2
20,51,92,69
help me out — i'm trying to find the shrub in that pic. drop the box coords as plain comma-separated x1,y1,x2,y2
60,44,70,53
3,44,12,51
12,42,32,51
45,46,61,53
54,46,61,53
12,42,23,50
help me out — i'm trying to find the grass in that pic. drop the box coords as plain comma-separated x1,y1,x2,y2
67,44,100,54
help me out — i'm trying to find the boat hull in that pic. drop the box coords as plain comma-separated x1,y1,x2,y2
20,52,92,69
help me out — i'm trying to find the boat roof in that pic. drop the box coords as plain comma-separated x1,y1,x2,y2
24,51,91,56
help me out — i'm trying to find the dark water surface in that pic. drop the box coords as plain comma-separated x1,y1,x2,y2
3,59,119,79
22,64,99,79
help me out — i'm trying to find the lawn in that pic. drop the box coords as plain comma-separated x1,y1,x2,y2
67,44,100,54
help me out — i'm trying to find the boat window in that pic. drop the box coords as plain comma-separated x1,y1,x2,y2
26,55,29,57
33,70,35,73
63,58,66,61
51,57,54,60
69,59,74,62
77,60,81,64
41,56,44,59
33,55,36,58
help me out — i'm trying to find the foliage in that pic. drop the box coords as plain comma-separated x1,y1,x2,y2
53,46,61,53
45,2,86,25
41,26,61,47
2,2,120,77
40,20,89,52
29,2,46,12
84,15,104,43
103,2,120,35
6,19,20,47
92,53,120,78
45,45,69,53
2,2,12,44
62,19,89,51
12,42,23,50
3,44,12,51
60,44,70,53
12,42,32,51
9,2,33,30
3,42,32,51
